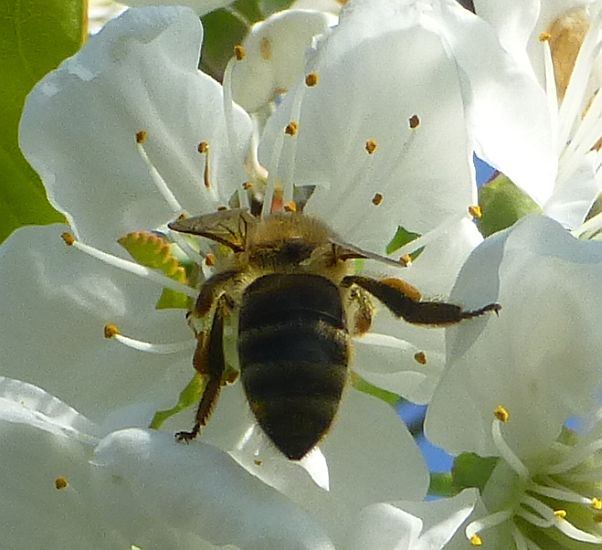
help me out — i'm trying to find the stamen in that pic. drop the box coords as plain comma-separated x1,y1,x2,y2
400,254,412,266
469,534,482,546
539,32,551,42
516,508,553,528
465,509,513,541
468,205,482,219
408,114,420,129
494,405,509,422
205,253,216,267
371,192,383,206
492,412,530,479
511,526,529,550
234,45,246,60
62,233,198,299
555,515,602,543
285,121,299,136
55,477,68,490
528,479,597,507
284,200,297,212
135,131,183,213
305,72,319,87
365,139,377,154
414,351,427,365
541,37,560,136
544,437,602,474
104,324,195,354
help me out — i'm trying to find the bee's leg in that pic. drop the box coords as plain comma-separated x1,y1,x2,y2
175,294,229,443
341,275,500,326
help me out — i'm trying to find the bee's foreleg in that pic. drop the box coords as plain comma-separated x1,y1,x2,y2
176,294,229,443
341,275,500,326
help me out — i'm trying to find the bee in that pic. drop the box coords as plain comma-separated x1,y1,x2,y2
169,209,500,460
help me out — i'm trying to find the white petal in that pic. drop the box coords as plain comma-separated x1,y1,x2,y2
20,6,252,250
427,215,602,457
122,0,234,16
232,10,336,112
259,0,476,255
0,224,193,422
94,428,336,549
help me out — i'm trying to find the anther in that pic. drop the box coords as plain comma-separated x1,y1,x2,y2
554,509,567,519
136,130,147,144
365,139,377,154
55,477,68,490
372,193,383,206
217,206,228,211
592,498,602,510
254,458,263,466
234,45,246,60
539,31,552,42
104,323,120,339
260,37,272,60
242,181,253,190
468,205,482,219
409,115,420,129
494,405,510,423
400,254,412,267
204,253,216,267
284,200,297,212
469,534,482,546
305,72,319,87
414,351,427,365
61,232,75,246
285,121,298,136
198,141,209,154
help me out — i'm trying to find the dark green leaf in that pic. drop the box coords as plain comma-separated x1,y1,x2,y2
386,225,423,260
452,452,498,492
257,0,296,16
350,372,401,407
0,0,85,242
428,472,461,497
477,174,541,237
150,373,205,429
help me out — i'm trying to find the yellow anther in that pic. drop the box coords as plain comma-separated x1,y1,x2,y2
409,114,420,129
592,498,602,510
242,181,253,190
494,405,509,423
234,45,246,60
414,351,427,365
104,323,120,339
554,509,567,519
400,254,412,267
254,458,263,466
371,193,383,206
135,130,147,144
469,534,482,546
204,253,216,267
54,477,68,490
468,205,482,219
61,232,75,246
305,72,319,87
365,139,377,154
285,121,298,136
198,141,209,154
222,369,239,385
284,201,297,213
260,37,272,60
217,206,228,211
539,31,552,42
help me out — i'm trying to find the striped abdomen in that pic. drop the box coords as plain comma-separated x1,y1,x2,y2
238,273,349,460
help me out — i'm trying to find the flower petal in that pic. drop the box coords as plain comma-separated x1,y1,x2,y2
122,0,234,16
20,6,252,250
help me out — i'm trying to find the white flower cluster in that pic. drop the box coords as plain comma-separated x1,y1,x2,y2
4,0,602,548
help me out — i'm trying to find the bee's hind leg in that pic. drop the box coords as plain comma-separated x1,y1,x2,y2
175,294,229,443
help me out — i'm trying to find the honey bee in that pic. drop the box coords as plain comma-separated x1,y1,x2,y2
169,209,500,460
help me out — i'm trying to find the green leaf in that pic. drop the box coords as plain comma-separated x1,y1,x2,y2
477,174,541,237
200,8,249,82
386,226,423,260
150,373,205,429
118,231,191,310
256,0,296,17
428,472,461,498
0,0,85,243
452,452,498,492
350,372,401,407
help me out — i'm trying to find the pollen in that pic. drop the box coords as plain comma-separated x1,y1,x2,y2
400,254,412,267
135,130,147,144
234,45,246,61
104,323,120,339
554,509,567,519
371,193,383,206
305,72,319,87
494,405,510,423
539,31,552,42
409,114,420,129
61,232,75,246
254,458,263,466
204,253,216,267
365,139,377,154
284,200,297,212
414,351,427,365
381,277,422,302
285,121,298,136
198,141,209,154
468,205,482,219
242,181,253,190
469,534,482,546
54,477,68,490
592,498,602,510
260,37,272,60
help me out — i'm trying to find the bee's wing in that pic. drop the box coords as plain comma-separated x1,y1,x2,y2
168,208,257,251
330,237,408,268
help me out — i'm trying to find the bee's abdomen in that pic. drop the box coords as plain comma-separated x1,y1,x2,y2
238,273,349,460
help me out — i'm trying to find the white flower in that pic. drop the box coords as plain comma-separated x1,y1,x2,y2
472,0,602,228
121,0,235,16
425,214,602,548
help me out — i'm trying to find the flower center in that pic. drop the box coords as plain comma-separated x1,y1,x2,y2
465,406,602,548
